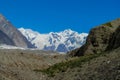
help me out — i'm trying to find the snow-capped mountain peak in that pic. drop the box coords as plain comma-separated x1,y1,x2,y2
62,29,74,34
19,27,40,42
19,28,88,52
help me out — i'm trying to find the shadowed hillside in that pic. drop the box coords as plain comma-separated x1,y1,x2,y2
69,18,120,56
0,14,34,48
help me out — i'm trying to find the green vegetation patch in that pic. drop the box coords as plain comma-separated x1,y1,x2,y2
34,53,103,77
102,22,112,27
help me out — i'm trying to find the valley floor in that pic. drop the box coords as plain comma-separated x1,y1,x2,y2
0,48,120,80
0,49,66,80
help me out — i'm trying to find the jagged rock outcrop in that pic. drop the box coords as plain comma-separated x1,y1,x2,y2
70,18,120,56
0,14,34,48
107,25,120,50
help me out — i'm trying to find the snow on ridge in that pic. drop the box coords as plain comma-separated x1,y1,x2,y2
18,27,88,52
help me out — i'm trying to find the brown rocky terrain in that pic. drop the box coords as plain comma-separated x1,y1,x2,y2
69,18,120,56
0,49,66,80
48,48,120,80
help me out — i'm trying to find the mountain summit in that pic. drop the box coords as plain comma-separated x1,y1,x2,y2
19,28,88,52
0,14,34,48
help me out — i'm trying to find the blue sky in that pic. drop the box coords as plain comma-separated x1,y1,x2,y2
0,0,120,33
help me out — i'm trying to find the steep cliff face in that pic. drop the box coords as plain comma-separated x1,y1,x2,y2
0,30,15,45
70,18,120,56
0,14,34,48
107,26,120,50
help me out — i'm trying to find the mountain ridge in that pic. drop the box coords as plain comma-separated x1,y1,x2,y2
0,14,34,48
69,18,120,56
19,28,88,52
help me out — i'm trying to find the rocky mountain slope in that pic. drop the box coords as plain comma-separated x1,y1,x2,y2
0,30,15,45
69,18,120,56
44,48,120,80
0,14,34,48
19,28,88,52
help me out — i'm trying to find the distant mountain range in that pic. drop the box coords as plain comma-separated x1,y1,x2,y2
19,28,88,52
0,14,88,52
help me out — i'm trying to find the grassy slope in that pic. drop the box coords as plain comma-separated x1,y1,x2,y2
35,53,102,77
36,48,120,80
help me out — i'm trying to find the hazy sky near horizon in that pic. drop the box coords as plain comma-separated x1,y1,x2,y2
0,0,120,33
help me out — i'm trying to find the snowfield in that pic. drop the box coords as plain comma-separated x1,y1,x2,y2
19,28,88,52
